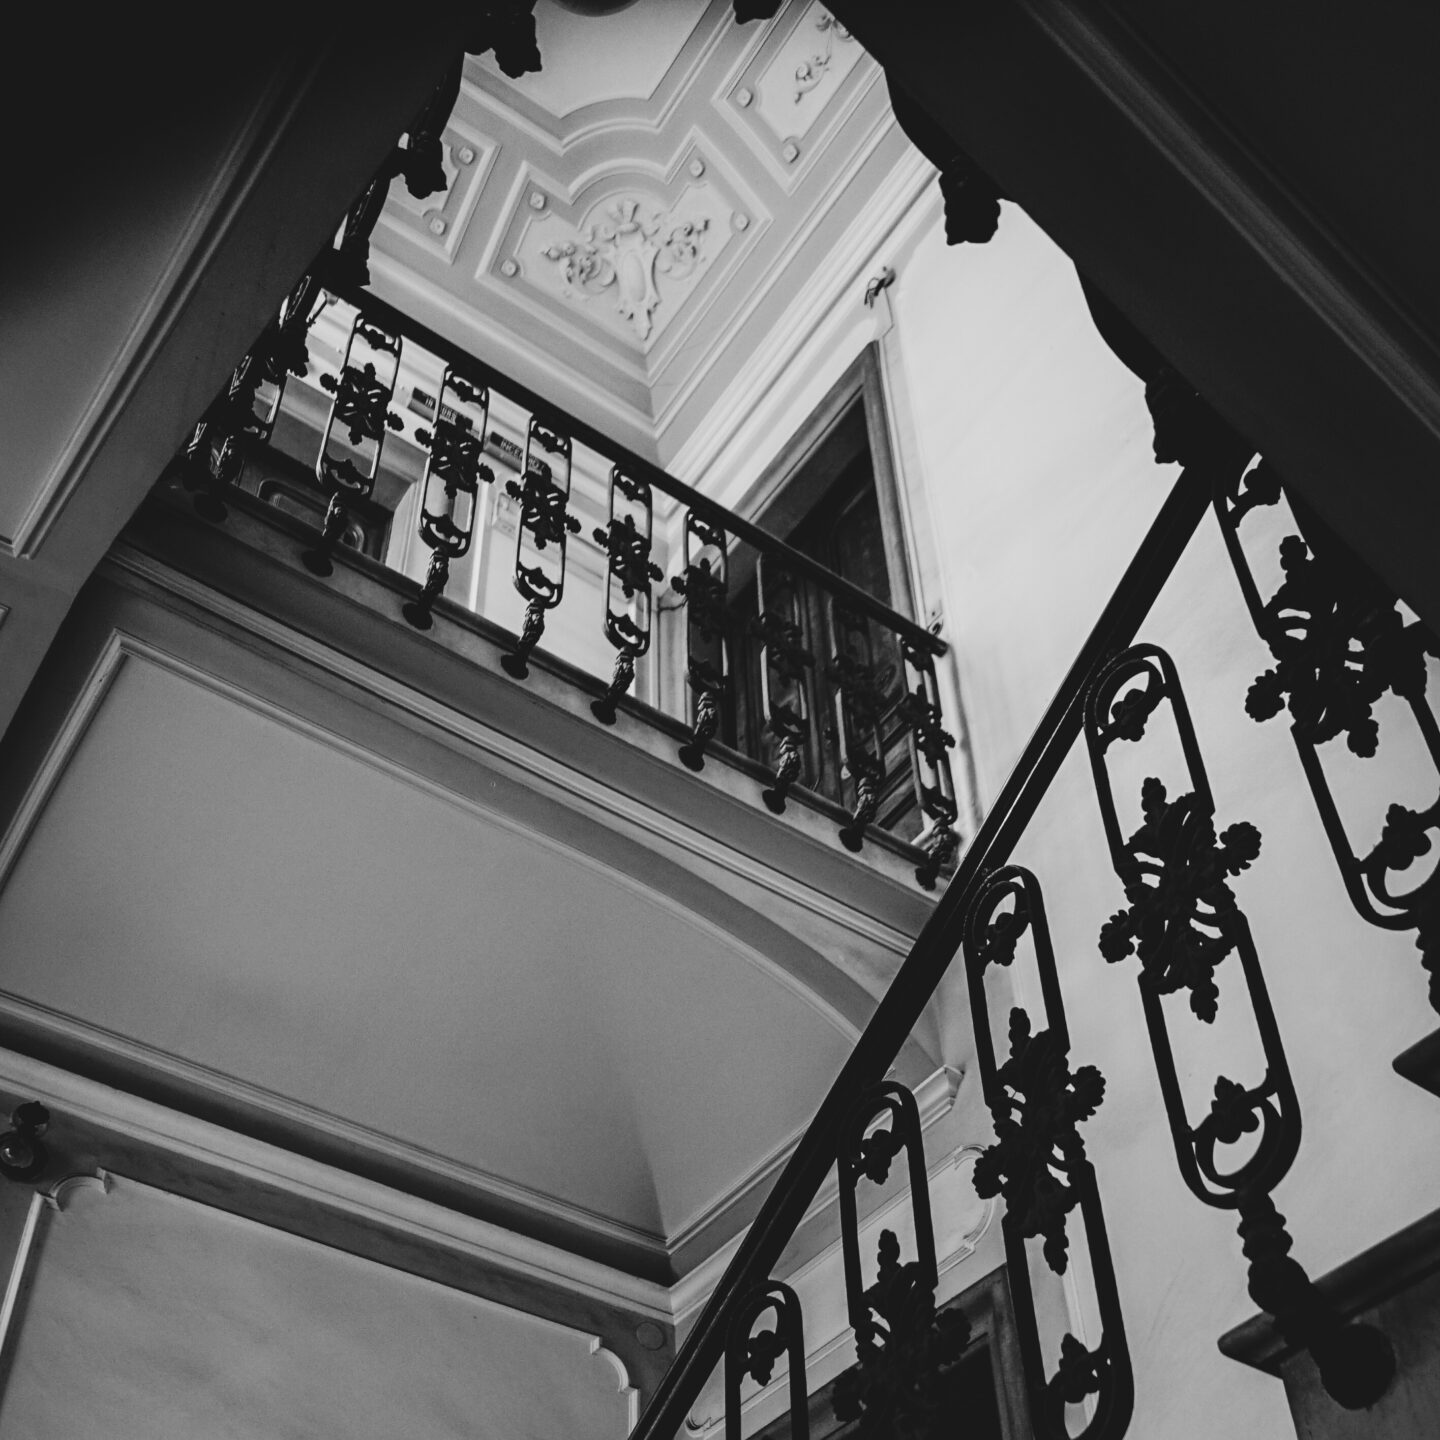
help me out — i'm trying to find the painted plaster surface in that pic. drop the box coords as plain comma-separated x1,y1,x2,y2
0,1178,631,1440
885,205,1440,1438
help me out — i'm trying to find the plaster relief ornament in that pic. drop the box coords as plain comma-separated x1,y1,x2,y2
794,12,852,102
542,198,711,342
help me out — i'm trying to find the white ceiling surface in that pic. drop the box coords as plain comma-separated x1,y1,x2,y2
0,1176,631,1440
372,0,896,462
0,656,854,1244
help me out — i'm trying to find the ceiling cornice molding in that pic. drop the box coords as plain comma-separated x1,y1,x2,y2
0,1043,674,1319
664,138,936,502
656,98,908,456
374,6,908,460
0,983,670,1254
462,0,741,154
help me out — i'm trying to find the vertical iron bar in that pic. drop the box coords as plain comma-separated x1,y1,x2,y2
591,467,663,724
671,511,730,770
964,866,1133,1440
827,603,891,851
832,1081,972,1436
1085,642,1393,1409
302,311,404,577
1212,459,1440,1025
754,555,814,812
724,1282,810,1440
401,368,493,630
499,418,580,678
900,636,961,889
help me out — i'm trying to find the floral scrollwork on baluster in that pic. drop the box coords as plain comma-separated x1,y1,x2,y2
1098,776,1262,1024
499,420,581,678
833,1083,970,1440
591,468,664,725
671,512,731,770
974,1008,1103,1273
1214,458,1440,1030
401,370,493,630
753,557,814,813
827,608,895,852
832,1231,972,1440
898,637,961,889
724,1281,809,1440
303,313,404,577
964,866,1133,1440
1085,643,1395,1411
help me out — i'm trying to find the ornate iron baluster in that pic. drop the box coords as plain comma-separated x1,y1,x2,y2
331,153,406,292
302,313,404,577
250,273,326,447
964,866,1133,1440
899,638,961,889
1214,460,1440,1023
753,556,814,812
671,512,730,771
1086,643,1394,1410
832,1082,972,1439
401,368,493,630
167,273,324,524
500,418,580,678
329,56,465,289
827,605,894,852
724,1281,809,1440
591,467,663,724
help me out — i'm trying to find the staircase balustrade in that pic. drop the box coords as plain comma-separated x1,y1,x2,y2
159,267,961,887
619,427,1437,1440
150,67,1440,1430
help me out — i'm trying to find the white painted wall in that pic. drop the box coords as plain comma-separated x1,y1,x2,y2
690,185,1440,1436
883,204,1440,1438
0,1176,633,1440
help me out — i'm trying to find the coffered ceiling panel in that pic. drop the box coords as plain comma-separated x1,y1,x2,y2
370,0,903,461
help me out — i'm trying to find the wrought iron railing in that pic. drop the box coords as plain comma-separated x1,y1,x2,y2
156,45,1440,1437
629,425,1439,1440
162,267,962,889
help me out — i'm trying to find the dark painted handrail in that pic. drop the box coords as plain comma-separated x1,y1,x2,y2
317,264,945,660
626,451,1233,1440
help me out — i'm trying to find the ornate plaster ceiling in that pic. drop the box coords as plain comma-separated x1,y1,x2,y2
370,0,906,464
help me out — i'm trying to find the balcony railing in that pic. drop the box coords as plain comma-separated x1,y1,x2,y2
162,266,962,890
158,60,1440,1440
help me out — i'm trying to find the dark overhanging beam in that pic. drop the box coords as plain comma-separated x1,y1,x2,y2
829,0,1440,635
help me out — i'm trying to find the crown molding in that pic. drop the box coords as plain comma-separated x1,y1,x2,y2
664,139,936,501
0,1044,673,1319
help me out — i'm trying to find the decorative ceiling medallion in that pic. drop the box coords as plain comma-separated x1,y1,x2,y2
371,0,895,452
541,198,712,340
504,162,744,359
